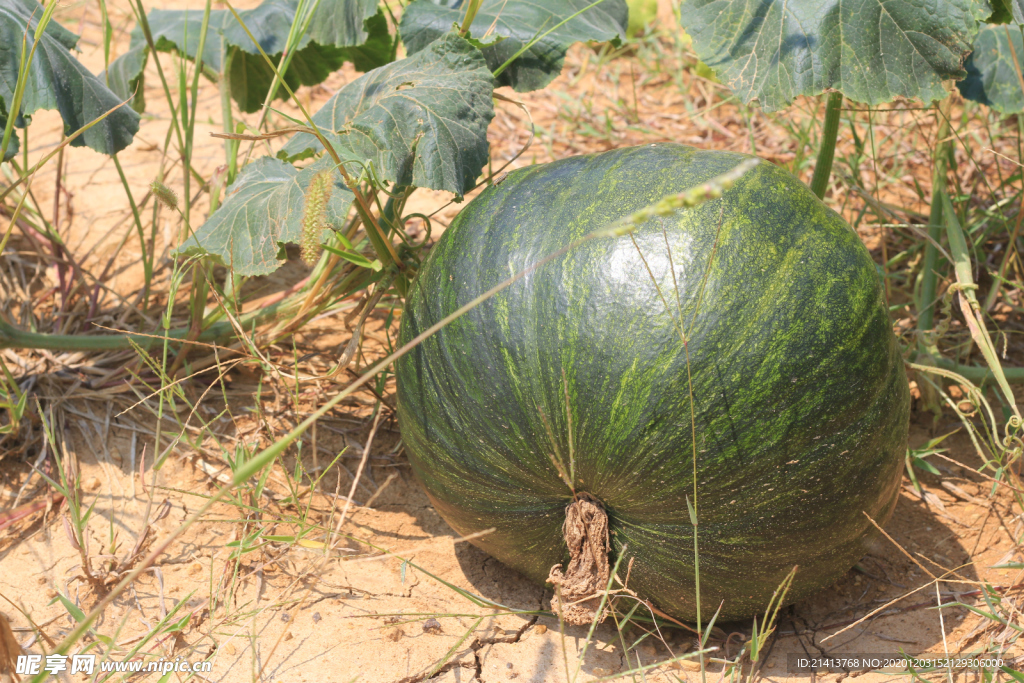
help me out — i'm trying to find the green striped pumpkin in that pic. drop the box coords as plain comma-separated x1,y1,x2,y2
396,143,908,622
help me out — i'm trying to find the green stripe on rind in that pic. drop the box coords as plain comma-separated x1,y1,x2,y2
396,143,909,622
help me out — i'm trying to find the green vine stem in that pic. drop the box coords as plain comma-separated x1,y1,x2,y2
180,0,214,231
0,296,284,352
917,96,952,337
0,317,230,352
905,351,1024,383
808,91,842,200
110,154,150,306
379,185,411,236
460,0,483,35
220,49,237,187
940,192,1021,418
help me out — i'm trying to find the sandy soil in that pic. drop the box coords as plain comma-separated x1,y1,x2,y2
2,1,1023,682
3,417,1022,682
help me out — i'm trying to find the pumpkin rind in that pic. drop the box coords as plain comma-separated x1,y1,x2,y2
396,143,909,622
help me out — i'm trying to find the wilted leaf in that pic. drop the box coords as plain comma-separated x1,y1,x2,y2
280,32,495,196
959,23,1024,113
679,0,988,111
177,156,354,275
0,611,19,673
104,0,390,114
399,0,627,92
0,0,139,154
989,0,1024,23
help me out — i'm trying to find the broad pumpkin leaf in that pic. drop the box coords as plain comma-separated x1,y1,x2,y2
399,0,628,92
227,7,396,112
177,156,354,275
959,23,1024,113
0,0,139,155
679,0,990,111
279,32,495,197
104,0,391,114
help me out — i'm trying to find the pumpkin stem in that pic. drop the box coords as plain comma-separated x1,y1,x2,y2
546,493,611,625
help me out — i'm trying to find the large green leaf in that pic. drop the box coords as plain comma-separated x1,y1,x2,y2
0,0,139,154
960,23,1024,113
279,32,495,196
177,156,354,275
399,0,628,92
104,0,392,114
226,6,396,112
679,0,989,111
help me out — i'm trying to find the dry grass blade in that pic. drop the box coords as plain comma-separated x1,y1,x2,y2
0,492,63,532
864,511,938,580
210,126,310,141
331,407,384,541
